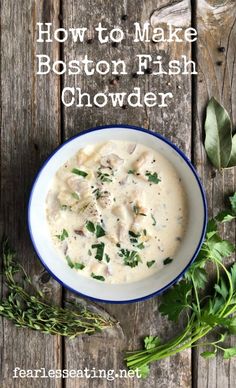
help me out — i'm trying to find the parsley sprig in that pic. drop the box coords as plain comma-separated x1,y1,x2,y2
119,249,142,268
125,193,236,377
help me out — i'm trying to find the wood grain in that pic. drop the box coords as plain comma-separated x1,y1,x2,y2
62,1,192,387
193,0,236,387
0,1,62,387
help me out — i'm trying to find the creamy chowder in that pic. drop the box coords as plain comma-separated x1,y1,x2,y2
46,140,188,284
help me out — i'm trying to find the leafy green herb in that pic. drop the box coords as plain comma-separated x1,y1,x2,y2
163,257,173,265
204,97,235,169
151,214,156,226
118,249,142,268
125,193,236,376
128,169,135,174
91,273,105,282
71,192,80,200
92,188,102,199
71,168,88,177
216,193,236,223
105,254,110,263
91,242,105,261
86,221,95,233
147,260,155,268
66,256,85,270
95,224,106,238
129,231,145,249
56,229,68,241
144,336,161,350
97,168,112,183
0,239,114,337
86,221,105,238
88,249,92,256
145,172,161,184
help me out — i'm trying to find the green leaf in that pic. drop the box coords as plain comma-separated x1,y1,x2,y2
145,171,161,184
91,273,105,282
147,260,155,268
86,221,95,233
223,347,236,359
95,224,106,238
73,262,85,270
91,242,105,261
214,278,229,300
163,257,173,265
215,211,235,223
135,365,150,378
144,336,161,350
71,192,80,200
66,255,74,268
56,229,69,241
228,134,236,167
105,253,110,263
119,249,142,268
200,350,216,359
71,168,88,177
204,97,232,169
159,281,192,321
229,193,236,214
66,256,85,270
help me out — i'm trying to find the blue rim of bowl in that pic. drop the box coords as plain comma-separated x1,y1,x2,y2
28,124,208,304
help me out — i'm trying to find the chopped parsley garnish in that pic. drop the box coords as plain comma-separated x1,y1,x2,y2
129,230,145,249
66,256,85,270
129,230,141,238
147,260,155,268
71,168,88,177
56,229,68,241
151,214,157,226
105,254,110,263
91,273,105,281
85,221,105,238
88,249,92,256
92,242,105,261
71,192,80,200
86,221,95,233
137,242,145,250
92,188,102,199
163,257,173,265
145,171,161,184
95,224,106,238
128,169,135,174
118,249,142,268
97,168,112,183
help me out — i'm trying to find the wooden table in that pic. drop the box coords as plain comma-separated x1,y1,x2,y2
1,1,235,387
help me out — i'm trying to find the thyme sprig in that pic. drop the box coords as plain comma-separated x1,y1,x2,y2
0,240,114,337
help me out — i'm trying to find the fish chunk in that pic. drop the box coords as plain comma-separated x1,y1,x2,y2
66,176,90,197
133,151,153,172
100,153,124,170
57,190,78,207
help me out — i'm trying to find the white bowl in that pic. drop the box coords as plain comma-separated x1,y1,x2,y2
28,125,207,303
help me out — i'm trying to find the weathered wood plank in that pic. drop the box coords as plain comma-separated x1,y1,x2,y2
0,1,62,387
62,1,193,387
193,0,236,387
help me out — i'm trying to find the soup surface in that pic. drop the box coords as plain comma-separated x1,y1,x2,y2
46,140,188,283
